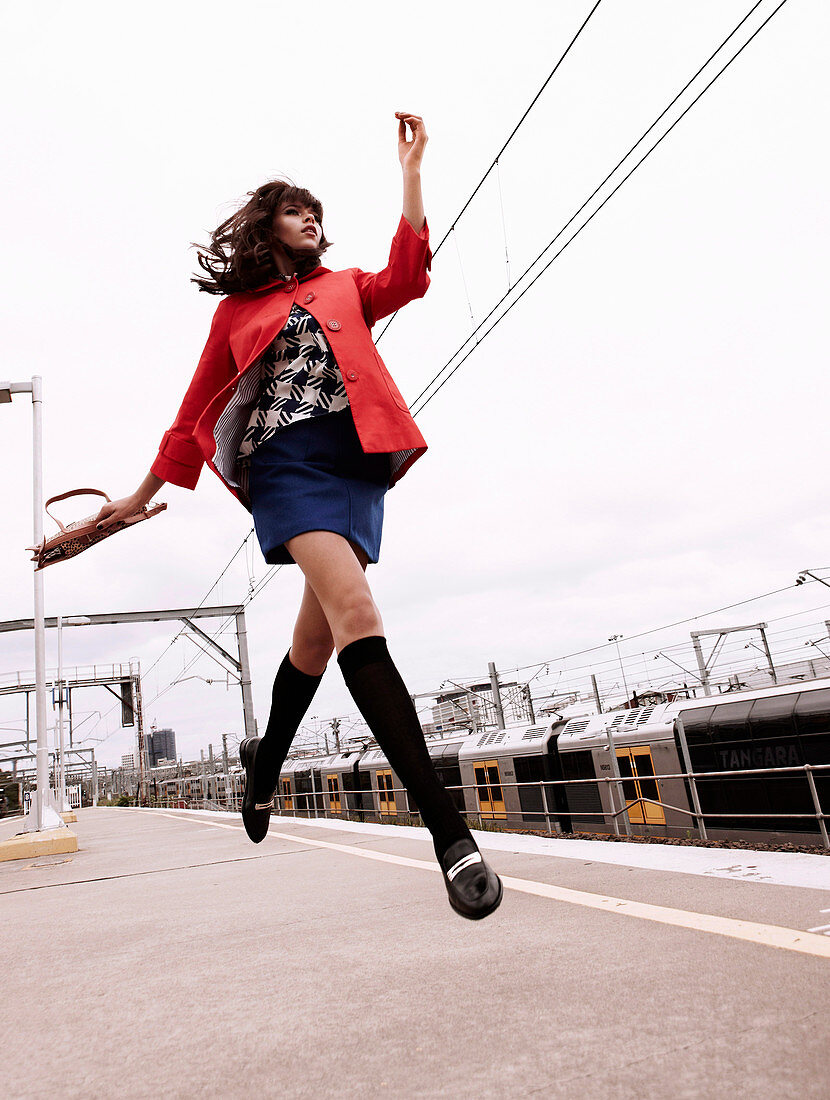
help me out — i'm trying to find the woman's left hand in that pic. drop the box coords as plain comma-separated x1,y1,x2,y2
396,112,428,171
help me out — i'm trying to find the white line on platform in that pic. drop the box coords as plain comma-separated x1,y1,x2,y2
147,809,830,960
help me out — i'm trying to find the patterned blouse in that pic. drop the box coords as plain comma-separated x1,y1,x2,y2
237,305,349,460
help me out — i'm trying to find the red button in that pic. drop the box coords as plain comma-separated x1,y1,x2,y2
346,370,358,381
283,282,295,294
304,292,315,303
326,319,341,331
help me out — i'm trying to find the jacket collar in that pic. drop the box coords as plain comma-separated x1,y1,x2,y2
251,265,332,294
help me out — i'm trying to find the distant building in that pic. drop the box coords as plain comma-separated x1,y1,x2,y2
431,682,533,733
121,753,135,770
432,690,484,734
148,728,177,768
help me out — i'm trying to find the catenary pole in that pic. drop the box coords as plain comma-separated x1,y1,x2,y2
222,734,231,807
488,662,506,729
235,610,257,741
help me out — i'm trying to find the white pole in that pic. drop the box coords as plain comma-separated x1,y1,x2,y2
28,376,62,832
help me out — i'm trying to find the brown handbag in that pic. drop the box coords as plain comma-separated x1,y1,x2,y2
28,488,167,571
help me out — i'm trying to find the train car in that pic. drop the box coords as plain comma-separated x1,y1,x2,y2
554,706,687,836
551,677,830,843
457,721,571,830
672,678,830,844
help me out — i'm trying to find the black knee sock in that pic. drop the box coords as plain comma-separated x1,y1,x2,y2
254,651,324,802
337,635,472,862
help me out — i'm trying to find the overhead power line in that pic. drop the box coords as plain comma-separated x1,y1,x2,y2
408,0,788,416
375,0,606,344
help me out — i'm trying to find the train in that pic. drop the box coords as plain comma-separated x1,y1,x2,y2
155,676,830,846
155,770,241,808
274,676,830,846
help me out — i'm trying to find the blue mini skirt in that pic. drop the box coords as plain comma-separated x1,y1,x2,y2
248,409,390,565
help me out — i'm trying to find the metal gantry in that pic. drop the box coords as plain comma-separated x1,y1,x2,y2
0,606,256,805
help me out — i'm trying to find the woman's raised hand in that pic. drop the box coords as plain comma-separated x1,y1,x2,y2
396,112,428,171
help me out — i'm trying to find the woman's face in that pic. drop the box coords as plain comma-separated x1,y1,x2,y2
272,201,322,253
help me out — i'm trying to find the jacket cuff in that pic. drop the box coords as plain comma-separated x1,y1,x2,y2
151,430,204,490
396,214,432,269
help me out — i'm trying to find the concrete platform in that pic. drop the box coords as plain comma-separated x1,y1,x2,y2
1,807,829,1098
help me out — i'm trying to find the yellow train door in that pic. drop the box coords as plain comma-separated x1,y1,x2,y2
474,760,507,819
377,769,396,816
280,778,293,811
326,774,341,814
615,747,665,826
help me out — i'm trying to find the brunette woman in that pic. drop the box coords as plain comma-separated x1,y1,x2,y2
96,113,502,920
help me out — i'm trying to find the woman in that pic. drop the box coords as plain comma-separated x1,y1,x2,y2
96,112,502,920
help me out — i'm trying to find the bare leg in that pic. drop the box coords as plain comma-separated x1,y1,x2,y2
285,531,383,652
290,580,335,676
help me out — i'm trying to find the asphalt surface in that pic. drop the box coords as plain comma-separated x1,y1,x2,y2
2,807,829,1099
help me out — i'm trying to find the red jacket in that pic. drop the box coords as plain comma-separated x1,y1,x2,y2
151,215,431,502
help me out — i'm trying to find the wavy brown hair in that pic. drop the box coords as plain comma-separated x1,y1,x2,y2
191,179,333,295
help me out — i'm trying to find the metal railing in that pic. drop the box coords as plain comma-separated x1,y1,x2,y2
137,760,830,849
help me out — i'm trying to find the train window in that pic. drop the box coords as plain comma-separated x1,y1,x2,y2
634,748,664,825
474,760,507,820
677,706,716,744
748,694,797,738
486,765,502,801
794,689,830,736
435,763,465,812
559,750,603,824
312,770,325,810
377,770,396,816
709,701,753,737
614,751,639,804
514,756,547,820
280,778,293,811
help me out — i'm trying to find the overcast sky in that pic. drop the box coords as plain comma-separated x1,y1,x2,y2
1,0,828,769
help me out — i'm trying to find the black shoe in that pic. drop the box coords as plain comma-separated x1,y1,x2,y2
440,838,503,920
239,737,274,844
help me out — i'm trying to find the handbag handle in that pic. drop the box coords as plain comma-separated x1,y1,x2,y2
44,488,112,533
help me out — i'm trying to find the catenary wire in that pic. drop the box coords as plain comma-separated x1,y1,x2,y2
374,0,606,344
409,0,784,416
